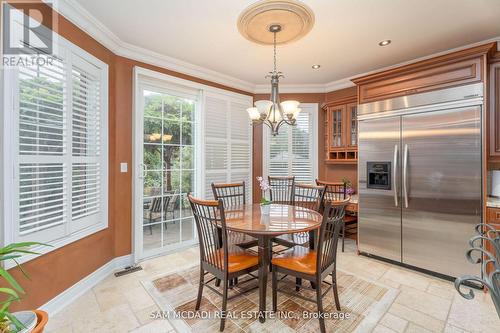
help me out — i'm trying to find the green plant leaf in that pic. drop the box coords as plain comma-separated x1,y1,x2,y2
0,268,24,294
0,295,21,309
4,311,25,331
0,242,49,255
0,255,22,261
12,259,30,281
0,288,19,299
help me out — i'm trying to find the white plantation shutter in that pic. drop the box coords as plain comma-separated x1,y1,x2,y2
292,113,314,183
18,55,66,156
204,96,229,198
269,124,290,177
229,101,252,200
203,92,252,200
264,104,318,184
70,56,105,232
18,163,67,240
16,55,68,241
5,35,108,247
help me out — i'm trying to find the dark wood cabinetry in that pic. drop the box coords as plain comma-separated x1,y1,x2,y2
323,96,358,164
485,207,500,275
352,43,496,104
489,55,500,161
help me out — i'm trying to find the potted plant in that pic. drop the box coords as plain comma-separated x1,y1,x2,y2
256,176,272,215
342,177,355,196
0,242,48,333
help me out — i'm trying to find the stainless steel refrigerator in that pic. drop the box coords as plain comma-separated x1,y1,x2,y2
357,83,483,278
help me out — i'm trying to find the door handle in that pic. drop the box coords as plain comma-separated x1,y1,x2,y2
403,144,409,208
139,163,147,179
393,144,398,207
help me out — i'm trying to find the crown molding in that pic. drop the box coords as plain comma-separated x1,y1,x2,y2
47,1,499,96
324,78,355,92
51,0,122,53
50,0,256,93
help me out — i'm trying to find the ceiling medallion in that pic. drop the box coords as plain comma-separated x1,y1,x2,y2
237,0,315,45
239,1,314,135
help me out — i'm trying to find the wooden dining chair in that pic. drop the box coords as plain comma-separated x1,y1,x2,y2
268,176,295,204
211,181,257,250
271,201,346,333
211,181,246,207
293,183,326,212
275,184,326,247
188,194,259,331
315,179,347,204
316,179,356,252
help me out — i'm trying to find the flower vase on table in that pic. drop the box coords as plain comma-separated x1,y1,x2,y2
257,176,271,215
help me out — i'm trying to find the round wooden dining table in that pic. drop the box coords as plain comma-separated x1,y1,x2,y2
224,203,322,323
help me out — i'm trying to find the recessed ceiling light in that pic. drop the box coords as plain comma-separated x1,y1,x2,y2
312,64,321,69
378,39,391,46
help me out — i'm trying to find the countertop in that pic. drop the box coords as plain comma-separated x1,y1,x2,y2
349,194,358,204
487,196,500,208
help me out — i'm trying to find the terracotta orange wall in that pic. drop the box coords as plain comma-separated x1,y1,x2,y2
5,0,354,310
6,1,251,311
252,87,358,203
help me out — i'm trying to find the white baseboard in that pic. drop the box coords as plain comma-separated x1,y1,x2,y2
40,254,134,316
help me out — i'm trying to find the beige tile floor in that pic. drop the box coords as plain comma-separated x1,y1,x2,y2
46,240,499,333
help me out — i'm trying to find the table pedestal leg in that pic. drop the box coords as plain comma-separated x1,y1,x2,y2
309,229,317,290
258,235,270,323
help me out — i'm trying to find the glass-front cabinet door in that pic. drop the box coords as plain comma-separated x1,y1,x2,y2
323,97,358,163
329,105,345,149
347,102,358,147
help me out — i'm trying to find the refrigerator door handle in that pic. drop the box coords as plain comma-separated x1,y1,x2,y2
403,144,409,208
393,144,399,207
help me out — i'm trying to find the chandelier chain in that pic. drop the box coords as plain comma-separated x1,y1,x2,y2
273,31,277,73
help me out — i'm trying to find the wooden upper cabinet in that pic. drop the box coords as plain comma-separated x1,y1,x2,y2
485,207,500,275
489,57,500,161
322,96,358,164
352,43,497,104
346,103,358,147
328,105,345,149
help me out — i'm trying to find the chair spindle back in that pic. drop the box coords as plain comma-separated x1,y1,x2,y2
188,194,228,271
268,176,295,205
293,184,326,212
316,199,349,273
211,182,246,207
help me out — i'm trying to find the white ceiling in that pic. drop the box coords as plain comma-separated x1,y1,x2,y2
73,0,500,89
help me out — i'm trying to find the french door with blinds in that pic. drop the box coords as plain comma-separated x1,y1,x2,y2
134,69,252,260
263,103,318,183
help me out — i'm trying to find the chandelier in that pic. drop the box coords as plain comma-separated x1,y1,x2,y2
246,24,301,136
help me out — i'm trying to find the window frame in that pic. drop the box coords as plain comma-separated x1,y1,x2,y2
1,33,109,268
262,103,319,183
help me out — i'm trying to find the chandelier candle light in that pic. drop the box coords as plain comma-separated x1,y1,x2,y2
247,24,301,136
